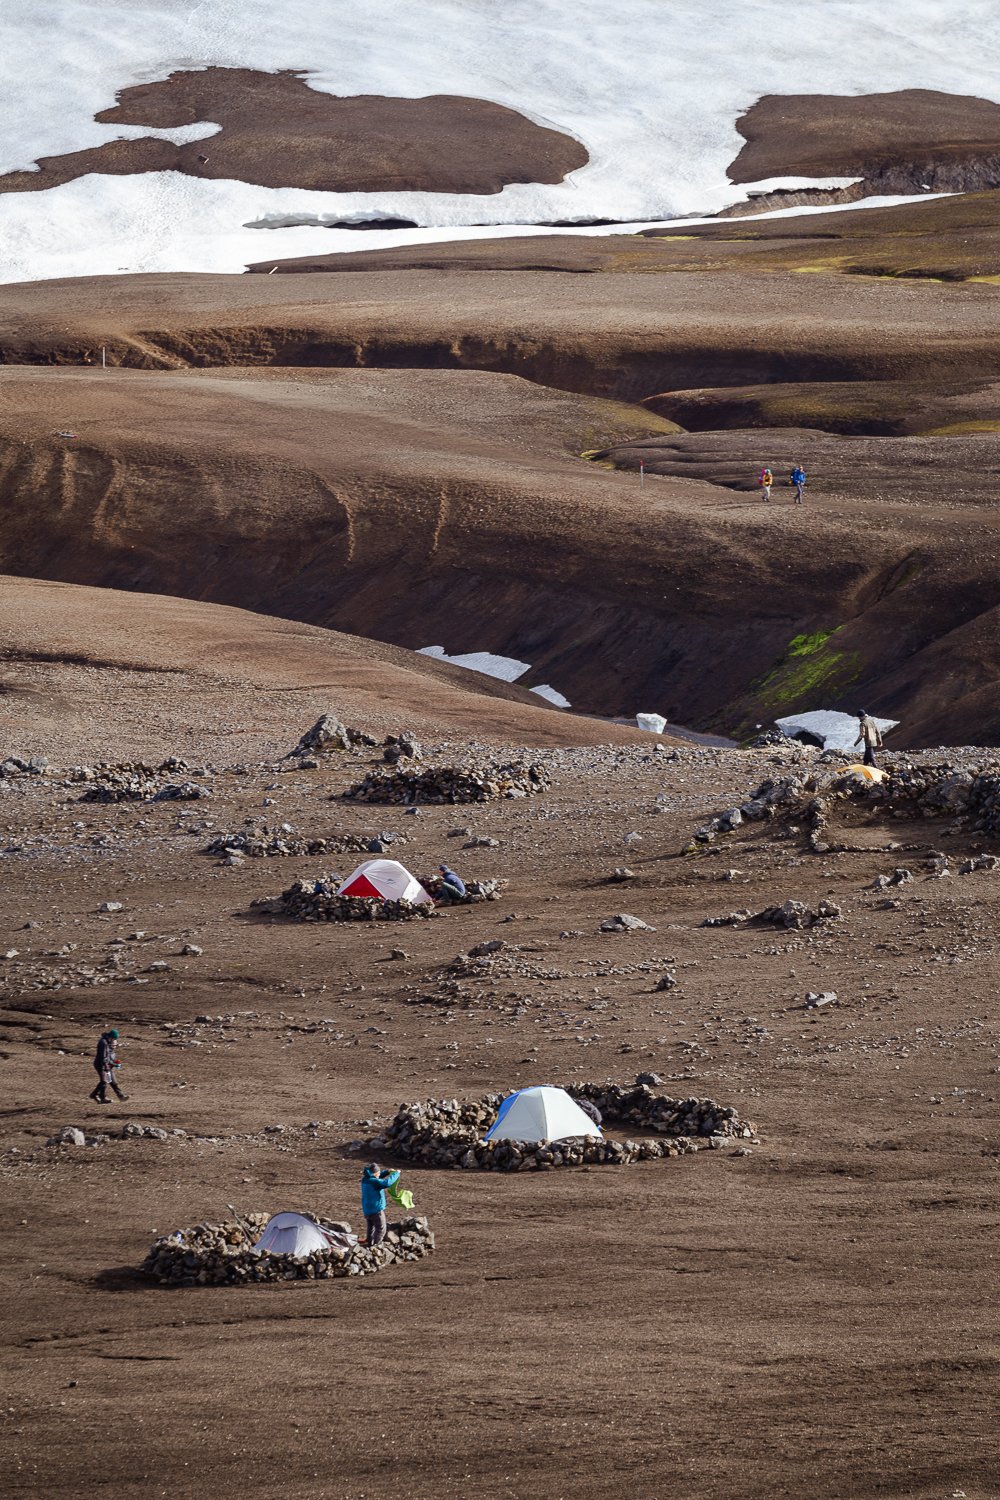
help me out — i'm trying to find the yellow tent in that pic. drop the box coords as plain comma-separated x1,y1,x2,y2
842,763,884,783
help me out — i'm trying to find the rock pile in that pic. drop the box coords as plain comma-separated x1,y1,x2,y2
273,877,437,923
75,760,212,803
704,898,842,930
142,1213,434,1286
342,760,549,805
285,715,377,759
698,757,1000,854
383,732,422,764
379,1080,752,1171
845,760,1000,838
0,755,49,778
421,877,507,904
203,824,406,860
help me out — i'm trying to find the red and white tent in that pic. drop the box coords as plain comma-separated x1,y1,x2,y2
337,858,432,905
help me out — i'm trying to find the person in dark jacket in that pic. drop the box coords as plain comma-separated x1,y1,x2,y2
90,1028,128,1103
435,864,467,904
360,1162,401,1247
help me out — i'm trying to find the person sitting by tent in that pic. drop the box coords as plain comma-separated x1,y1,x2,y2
854,710,884,767
89,1028,128,1104
576,1098,602,1129
361,1162,401,1247
758,466,773,502
432,863,467,905
790,464,807,504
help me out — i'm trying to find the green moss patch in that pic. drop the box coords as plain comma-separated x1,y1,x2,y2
751,627,862,714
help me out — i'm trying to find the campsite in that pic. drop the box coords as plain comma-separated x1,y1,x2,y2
6,3,1000,1494
4,716,1000,1498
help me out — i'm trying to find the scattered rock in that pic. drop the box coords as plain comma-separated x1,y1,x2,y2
704,898,841,930
959,854,1000,875
383,732,423,764
600,913,656,933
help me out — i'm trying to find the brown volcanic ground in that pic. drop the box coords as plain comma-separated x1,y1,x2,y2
252,191,1000,282
1,353,1000,743
4,261,1000,389
729,88,1000,196
0,68,587,197
4,716,1000,1500
0,577,653,762
6,186,1000,1499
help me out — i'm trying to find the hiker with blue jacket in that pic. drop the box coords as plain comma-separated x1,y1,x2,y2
790,464,807,504
434,863,467,905
361,1162,400,1247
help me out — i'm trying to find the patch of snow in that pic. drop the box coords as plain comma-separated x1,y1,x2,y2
531,685,571,709
0,181,957,285
0,0,998,280
418,646,531,682
419,646,571,707
636,713,668,734
776,710,898,752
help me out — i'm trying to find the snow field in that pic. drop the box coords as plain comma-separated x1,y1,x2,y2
0,0,997,280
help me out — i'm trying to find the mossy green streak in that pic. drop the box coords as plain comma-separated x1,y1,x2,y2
752,627,862,712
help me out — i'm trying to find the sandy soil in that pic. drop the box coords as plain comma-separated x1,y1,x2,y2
0,68,586,197
5,265,1000,395
0,576,656,762
3,726,1000,1500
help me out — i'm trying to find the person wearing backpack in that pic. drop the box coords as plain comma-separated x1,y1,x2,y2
854,711,884,768
758,466,773,501
790,464,807,504
89,1028,128,1103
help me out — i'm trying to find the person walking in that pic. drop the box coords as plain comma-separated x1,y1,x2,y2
758,466,774,502
790,464,807,504
854,711,884,768
89,1028,128,1103
360,1162,401,1248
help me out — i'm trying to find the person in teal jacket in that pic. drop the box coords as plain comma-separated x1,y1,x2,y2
361,1162,400,1247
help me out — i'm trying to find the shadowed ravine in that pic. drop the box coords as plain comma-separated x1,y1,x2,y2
1,362,999,744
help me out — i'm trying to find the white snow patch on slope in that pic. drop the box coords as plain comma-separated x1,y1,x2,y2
531,685,571,709
0,0,997,281
418,646,532,682
419,647,571,708
0,181,954,284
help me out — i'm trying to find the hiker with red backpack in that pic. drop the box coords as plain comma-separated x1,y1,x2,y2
758,466,773,501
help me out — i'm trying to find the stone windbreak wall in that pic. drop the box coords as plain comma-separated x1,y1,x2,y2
380,1081,754,1171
